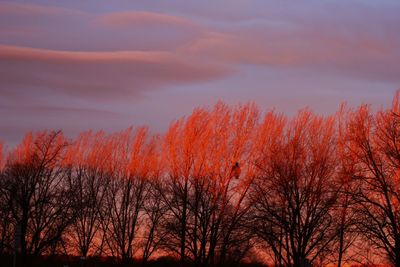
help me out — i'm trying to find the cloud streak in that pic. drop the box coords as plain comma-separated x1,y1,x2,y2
0,1,84,16
0,45,174,62
182,23,400,83
0,45,231,99
98,11,196,28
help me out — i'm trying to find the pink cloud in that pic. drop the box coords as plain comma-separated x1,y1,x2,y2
181,24,400,83
0,1,84,16
98,11,196,28
0,45,231,99
0,45,174,63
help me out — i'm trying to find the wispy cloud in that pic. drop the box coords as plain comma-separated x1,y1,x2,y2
98,11,196,28
182,22,400,83
0,1,85,16
0,45,231,99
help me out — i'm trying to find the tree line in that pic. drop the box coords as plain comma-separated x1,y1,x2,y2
1,94,400,267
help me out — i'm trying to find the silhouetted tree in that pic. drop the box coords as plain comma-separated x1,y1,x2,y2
65,131,112,258
101,128,156,263
0,143,13,255
160,103,258,266
0,131,73,265
141,178,168,263
341,93,400,266
250,110,341,266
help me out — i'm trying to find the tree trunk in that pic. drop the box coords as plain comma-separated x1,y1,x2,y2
180,179,188,266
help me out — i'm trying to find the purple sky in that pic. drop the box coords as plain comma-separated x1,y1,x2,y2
0,0,399,146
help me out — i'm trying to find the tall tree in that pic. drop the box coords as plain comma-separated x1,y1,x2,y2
65,131,112,258
250,110,340,266
0,131,73,263
102,128,157,263
0,142,13,255
160,103,258,266
342,93,400,266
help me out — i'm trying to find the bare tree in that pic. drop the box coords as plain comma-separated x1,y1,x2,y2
160,103,258,266
0,188,13,255
334,113,361,267
65,131,112,258
0,131,73,264
341,93,400,266
250,110,340,266
160,108,211,266
141,178,168,263
101,128,156,263
0,143,13,255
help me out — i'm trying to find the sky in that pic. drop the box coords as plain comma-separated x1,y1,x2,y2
0,0,399,146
